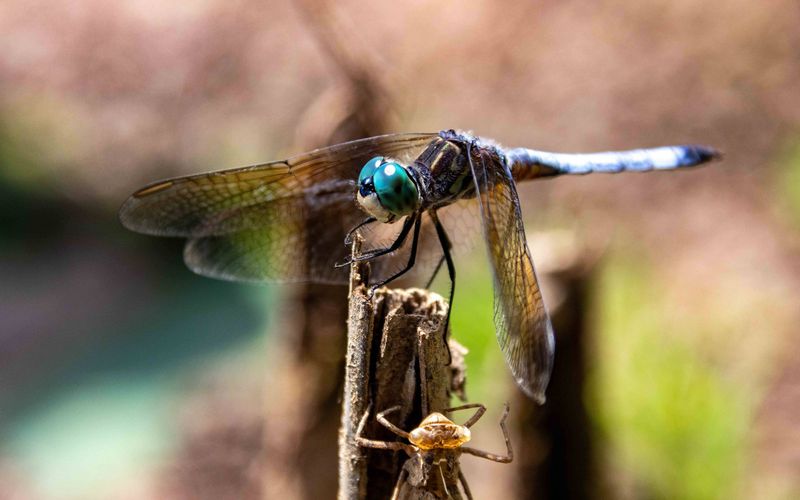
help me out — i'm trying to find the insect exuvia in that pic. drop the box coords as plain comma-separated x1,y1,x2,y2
356,403,513,499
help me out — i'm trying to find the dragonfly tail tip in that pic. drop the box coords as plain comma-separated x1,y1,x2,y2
694,145,723,163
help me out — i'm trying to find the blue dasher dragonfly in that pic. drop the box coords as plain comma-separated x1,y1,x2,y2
120,129,719,403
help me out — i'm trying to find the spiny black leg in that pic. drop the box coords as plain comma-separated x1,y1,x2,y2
344,216,377,245
368,216,422,296
429,210,455,364
348,215,415,262
335,214,416,268
424,255,445,289
425,216,455,289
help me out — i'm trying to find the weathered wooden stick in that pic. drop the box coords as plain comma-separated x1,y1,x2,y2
338,237,464,499
338,237,374,500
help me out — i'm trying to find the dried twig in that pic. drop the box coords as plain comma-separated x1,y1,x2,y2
338,236,464,499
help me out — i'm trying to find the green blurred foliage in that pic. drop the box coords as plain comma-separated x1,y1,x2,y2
776,141,800,230
447,251,507,405
589,252,751,500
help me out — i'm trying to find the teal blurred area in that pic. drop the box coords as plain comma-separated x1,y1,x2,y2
0,151,276,499
1,0,800,499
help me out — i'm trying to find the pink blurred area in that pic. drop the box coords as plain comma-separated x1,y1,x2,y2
3,0,797,201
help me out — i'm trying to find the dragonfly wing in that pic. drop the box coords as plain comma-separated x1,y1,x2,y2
119,133,436,283
183,182,364,283
120,133,435,237
471,146,555,403
183,177,446,284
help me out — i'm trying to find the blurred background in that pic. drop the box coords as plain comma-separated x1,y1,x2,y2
2,0,800,499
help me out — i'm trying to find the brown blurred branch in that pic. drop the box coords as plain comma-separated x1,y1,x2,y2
260,3,397,499
514,232,601,500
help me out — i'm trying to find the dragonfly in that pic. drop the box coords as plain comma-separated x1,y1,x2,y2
119,129,719,403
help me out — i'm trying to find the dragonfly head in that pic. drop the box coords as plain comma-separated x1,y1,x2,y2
356,156,420,223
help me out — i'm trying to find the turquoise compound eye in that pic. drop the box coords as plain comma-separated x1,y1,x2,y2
372,162,419,216
359,157,383,184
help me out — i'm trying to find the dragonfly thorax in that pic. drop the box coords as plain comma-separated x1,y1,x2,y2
356,156,421,223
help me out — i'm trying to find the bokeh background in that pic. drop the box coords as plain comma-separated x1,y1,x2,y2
2,0,800,499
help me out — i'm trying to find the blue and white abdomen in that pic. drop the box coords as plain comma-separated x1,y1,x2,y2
506,144,721,181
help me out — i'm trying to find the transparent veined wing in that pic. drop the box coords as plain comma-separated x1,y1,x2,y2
470,145,555,403
119,133,437,283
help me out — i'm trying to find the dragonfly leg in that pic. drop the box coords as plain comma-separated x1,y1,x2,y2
367,216,422,296
424,213,454,289
429,210,455,364
343,216,377,245
424,254,446,289
335,214,417,267
460,403,513,463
